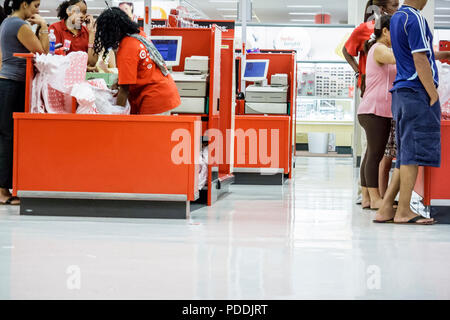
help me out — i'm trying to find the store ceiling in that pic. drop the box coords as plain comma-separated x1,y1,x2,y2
36,0,450,26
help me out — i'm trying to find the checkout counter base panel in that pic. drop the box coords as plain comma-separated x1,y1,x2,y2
233,172,286,185
428,206,450,224
19,198,191,220
410,192,450,224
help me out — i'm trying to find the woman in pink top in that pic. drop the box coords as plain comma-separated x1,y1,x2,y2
358,15,397,210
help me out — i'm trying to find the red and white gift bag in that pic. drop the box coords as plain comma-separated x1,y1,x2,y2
31,52,88,113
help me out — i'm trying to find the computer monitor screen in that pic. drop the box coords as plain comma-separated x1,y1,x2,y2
151,36,182,67
243,59,269,82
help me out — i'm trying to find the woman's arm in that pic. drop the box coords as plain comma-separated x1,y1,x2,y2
342,46,359,73
116,85,129,107
17,16,49,54
435,51,450,61
373,44,396,65
108,50,116,68
85,15,98,67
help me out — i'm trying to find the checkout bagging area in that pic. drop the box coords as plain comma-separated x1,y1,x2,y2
12,22,239,219
10,10,298,219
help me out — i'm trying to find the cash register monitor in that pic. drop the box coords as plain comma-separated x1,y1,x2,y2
151,36,182,67
243,59,269,82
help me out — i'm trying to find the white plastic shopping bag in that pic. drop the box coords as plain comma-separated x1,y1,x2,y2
437,61,450,120
72,79,130,115
198,147,208,191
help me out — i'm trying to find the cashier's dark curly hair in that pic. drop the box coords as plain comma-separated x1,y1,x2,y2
94,7,140,59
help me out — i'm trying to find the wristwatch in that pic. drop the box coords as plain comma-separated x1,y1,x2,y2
355,72,360,78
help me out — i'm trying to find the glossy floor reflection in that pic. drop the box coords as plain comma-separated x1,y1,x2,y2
0,157,449,299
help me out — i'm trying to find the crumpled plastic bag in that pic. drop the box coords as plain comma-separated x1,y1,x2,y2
437,61,450,120
72,79,130,115
31,52,88,113
71,82,98,114
198,147,208,191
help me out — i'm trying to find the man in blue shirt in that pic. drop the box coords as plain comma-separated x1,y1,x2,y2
375,0,450,225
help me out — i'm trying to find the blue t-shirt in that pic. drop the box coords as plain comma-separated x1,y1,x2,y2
390,5,438,91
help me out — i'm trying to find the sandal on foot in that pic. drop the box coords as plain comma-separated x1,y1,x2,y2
373,218,394,223
1,196,20,205
394,216,436,225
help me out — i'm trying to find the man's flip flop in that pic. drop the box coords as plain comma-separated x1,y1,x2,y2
1,196,20,205
394,216,436,225
373,219,394,223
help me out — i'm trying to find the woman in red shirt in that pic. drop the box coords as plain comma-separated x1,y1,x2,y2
93,7,180,115
49,0,97,67
343,0,399,97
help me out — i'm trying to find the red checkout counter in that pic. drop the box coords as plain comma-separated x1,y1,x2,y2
233,50,297,185
12,25,235,219
414,121,450,223
412,41,450,223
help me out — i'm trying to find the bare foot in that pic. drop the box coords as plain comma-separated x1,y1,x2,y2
0,188,19,205
370,198,384,210
394,208,434,224
375,203,396,222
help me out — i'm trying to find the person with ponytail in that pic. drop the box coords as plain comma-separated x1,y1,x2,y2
343,0,399,97
342,0,399,206
0,0,49,205
94,7,180,115
48,0,97,67
357,15,397,210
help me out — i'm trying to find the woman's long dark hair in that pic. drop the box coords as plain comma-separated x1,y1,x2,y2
3,0,35,15
94,7,139,58
0,5,7,25
364,15,391,53
57,0,86,21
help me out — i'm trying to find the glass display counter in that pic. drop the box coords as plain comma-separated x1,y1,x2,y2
296,62,355,124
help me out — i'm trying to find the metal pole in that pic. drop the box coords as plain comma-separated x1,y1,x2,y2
144,0,152,37
240,0,247,94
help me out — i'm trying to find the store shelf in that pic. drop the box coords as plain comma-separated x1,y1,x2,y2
296,120,354,126
299,96,354,101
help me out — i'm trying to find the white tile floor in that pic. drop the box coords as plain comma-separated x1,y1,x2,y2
0,157,449,300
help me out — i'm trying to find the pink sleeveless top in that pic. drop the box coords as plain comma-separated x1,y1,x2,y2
357,43,397,118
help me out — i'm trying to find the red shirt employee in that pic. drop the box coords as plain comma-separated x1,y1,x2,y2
344,20,375,93
94,8,180,114
49,0,96,66
342,0,399,97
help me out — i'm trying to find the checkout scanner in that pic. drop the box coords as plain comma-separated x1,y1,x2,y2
152,36,208,114
243,60,289,115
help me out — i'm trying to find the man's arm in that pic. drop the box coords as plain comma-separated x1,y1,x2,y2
413,52,439,106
